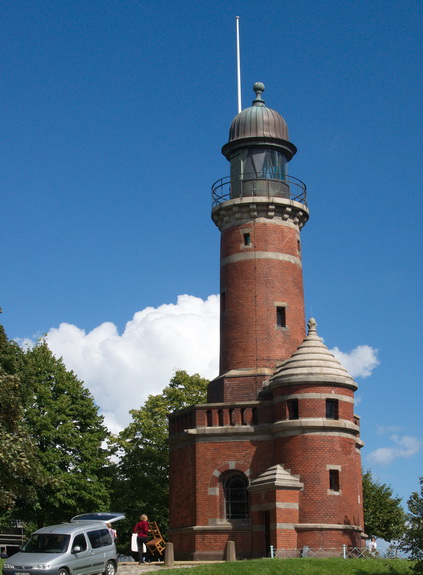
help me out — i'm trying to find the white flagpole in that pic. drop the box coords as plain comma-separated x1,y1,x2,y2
236,16,242,113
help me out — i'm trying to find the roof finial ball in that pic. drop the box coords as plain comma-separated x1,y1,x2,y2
253,82,265,105
307,317,317,333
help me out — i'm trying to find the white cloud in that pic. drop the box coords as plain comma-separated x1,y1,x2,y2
367,434,422,466
19,295,379,433
330,345,379,378
45,294,220,432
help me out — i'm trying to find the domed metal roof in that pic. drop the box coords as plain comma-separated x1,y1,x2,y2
228,82,290,142
270,318,358,390
222,83,296,161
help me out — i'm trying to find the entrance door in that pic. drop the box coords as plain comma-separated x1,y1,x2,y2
264,511,271,557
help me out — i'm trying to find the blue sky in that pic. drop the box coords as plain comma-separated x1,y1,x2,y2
1,0,422,509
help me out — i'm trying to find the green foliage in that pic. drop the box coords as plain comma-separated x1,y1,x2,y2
18,341,111,526
400,477,423,563
0,324,111,527
0,326,42,520
157,558,413,575
0,371,42,518
111,370,208,552
362,469,407,542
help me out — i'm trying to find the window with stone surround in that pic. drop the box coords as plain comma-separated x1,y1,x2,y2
287,398,299,420
329,469,340,492
276,306,286,328
223,472,249,519
326,398,339,420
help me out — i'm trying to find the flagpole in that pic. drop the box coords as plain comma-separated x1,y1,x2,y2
236,16,242,113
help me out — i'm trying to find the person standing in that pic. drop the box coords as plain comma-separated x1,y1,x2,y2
106,523,117,540
133,514,149,563
368,536,377,554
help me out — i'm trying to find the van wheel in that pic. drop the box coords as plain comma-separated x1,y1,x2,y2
58,569,69,575
103,561,116,575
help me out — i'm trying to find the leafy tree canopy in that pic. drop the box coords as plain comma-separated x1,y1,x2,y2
18,341,112,526
0,325,42,523
0,323,111,527
362,468,406,542
400,477,423,561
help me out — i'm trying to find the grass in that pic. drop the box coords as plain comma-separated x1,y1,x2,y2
0,556,415,575
159,557,414,575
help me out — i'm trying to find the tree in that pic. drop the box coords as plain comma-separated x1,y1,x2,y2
112,370,208,549
16,341,112,526
0,325,43,523
362,468,407,542
400,477,423,561
0,371,43,521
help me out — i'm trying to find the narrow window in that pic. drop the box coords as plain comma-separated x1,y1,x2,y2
276,306,286,327
326,399,339,420
287,399,299,420
329,469,340,492
243,233,251,246
221,292,226,313
224,473,249,519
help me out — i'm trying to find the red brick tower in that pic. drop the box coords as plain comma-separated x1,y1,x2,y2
207,82,308,404
168,84,364,560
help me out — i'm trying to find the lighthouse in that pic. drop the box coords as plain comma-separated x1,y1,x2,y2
168,84,364,560
208,82,308,404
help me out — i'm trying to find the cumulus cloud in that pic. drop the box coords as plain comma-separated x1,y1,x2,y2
330,345,379,378
45,295,220,432
366,434,422,466
20,294,380,433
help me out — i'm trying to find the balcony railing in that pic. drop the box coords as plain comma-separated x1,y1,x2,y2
212,174,307,208
169,403,263,435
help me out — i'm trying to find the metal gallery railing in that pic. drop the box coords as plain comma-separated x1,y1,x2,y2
212,174,307,207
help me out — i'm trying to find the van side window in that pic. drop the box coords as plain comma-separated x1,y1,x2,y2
87,529,112,549
73,534,87,552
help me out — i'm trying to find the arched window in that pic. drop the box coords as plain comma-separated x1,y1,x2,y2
223,473,249,519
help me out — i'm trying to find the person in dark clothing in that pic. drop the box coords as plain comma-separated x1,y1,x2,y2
133,514,149,563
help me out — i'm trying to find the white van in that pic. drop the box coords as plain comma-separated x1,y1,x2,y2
3,513,124,575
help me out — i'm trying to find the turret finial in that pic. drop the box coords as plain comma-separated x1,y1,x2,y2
253,82,265,106
307,317,317,333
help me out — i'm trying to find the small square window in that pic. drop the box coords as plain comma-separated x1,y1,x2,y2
329,469,340,492
326,399,339,420
276,306,286,327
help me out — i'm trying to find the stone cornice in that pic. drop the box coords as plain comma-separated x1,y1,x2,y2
168,418,363,448
168,522,363,535
212,196,309,231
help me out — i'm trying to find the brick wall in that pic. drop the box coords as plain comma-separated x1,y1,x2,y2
219,220,306,379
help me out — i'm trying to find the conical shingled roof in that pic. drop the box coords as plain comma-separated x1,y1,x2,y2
270,318,358,390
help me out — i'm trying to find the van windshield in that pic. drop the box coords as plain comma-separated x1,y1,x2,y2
22,534,70,553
